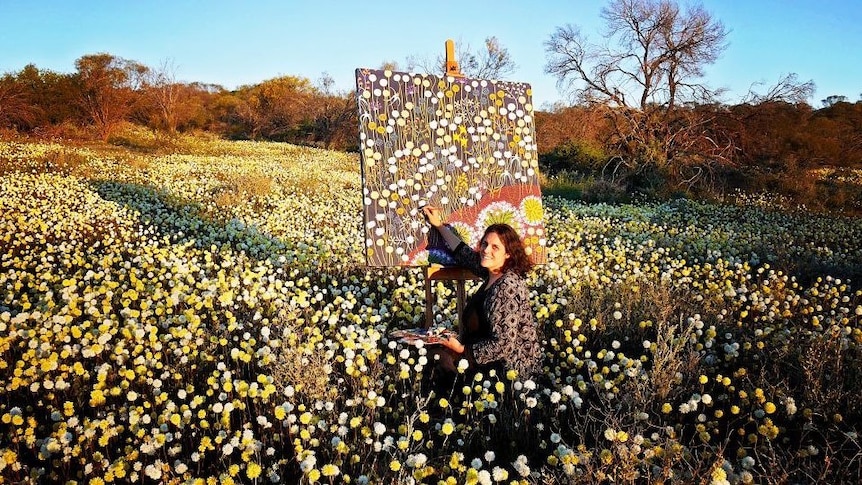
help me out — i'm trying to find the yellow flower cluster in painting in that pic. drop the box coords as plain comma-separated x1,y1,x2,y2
1,134,861,483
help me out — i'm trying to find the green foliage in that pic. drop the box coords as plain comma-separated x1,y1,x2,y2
540,170,584,199
539,139,606,175
540,170,630,204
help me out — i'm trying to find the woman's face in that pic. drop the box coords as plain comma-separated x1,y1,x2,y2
480,231,510,274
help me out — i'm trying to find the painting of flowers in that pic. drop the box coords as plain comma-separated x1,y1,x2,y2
355,68,547,266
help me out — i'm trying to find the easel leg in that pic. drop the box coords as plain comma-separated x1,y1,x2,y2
424,268,433,329
424,267,476,330
455,281,465,331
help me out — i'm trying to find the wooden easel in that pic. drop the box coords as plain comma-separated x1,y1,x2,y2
423,40,479,329
445,39,462,77
424,265,480,328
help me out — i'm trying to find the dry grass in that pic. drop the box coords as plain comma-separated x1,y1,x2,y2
270,334,334,402
213,173,273,208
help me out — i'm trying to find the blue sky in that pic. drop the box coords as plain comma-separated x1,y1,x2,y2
1,0,860,109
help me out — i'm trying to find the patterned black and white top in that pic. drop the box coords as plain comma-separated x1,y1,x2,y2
452,242,542,378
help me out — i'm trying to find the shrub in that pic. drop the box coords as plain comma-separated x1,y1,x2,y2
539,139,607,175
540,171,629,203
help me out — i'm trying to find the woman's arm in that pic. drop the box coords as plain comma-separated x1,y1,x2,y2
422,206,486,276
422,206,463,250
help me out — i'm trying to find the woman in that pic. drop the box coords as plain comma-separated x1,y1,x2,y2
422,206,542,380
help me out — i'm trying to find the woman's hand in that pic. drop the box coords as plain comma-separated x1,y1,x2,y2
441,335,465,354
422,206,445,228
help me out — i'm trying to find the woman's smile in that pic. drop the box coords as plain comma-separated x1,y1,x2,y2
480,232,510,273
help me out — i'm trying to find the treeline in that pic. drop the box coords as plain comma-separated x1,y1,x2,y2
537,100,862,176
0,53,356,149
1,53,861,191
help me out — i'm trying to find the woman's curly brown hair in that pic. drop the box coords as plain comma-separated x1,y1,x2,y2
479,223,534,277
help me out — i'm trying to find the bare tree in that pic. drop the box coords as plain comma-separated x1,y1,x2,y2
742,72,816,105
407,36,517,79
378,60,400,72
309,72,356,149
463,36,518,79
544,0,730,180
144,59,197,134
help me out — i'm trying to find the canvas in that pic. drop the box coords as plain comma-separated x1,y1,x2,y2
355,68,547,267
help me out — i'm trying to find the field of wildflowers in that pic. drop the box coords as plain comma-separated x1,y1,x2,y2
1,134,861,484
